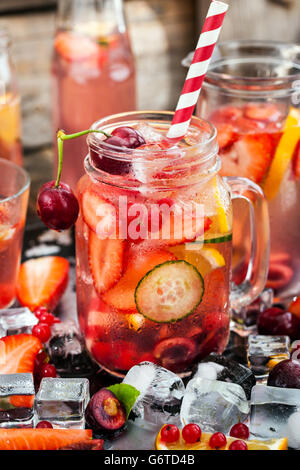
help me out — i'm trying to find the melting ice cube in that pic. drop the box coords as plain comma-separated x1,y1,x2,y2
248,335,290,382
0,308,38,337
250,384,300,449
0,373,35,427
122,361,185,429
180,376,249,434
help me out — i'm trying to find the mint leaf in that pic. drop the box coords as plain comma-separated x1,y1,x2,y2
107,383,140,419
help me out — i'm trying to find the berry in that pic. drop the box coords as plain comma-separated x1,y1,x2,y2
32,323,51,343
160,424,180,444
39,312,56,326
267,359,300,389
34,306,49,320
229,440,248,450
110,127,145,149
230,423,249,440
209,432,227,449
37,181,79,231
90,127,145,175
257,307,300,340
36,421,53,429
52,316,61,324
39,363,57,378
34,350,49,376
182,423,202,443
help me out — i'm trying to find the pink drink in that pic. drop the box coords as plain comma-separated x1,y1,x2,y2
52,29,136,189
0,160,29,309
75,112,269,376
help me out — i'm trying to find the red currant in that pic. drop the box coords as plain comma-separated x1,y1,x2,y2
182,423,202,443
229,440,248,450
32,323,51,343
52,316,61,324
209,432,227,449
34,306,49,320
39,312,55,326
160,424,180,443
36,421,53,429
229,423,250,440
39,364,57,378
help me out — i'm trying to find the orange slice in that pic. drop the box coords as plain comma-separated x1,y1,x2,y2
262,107,300,201
155,427,288,451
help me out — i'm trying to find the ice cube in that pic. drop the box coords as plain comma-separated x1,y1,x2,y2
135,123,164,143
180,377,249,434
193,353,256,399
0,373,35,428
47,321,96,378
35,377,89,429
0,308,38,336
122,361,185,429
248,335,290,382
250,384,300,448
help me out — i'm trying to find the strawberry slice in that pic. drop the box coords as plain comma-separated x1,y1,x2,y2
54,32,99,62
220,133,281,183
17,256,69,311
103,249,176,311
88,231,124,295
0,334,42,375
81,189,118,238
210,106,243,124
216,124,237,150
244,103,282,122
157,210,212,246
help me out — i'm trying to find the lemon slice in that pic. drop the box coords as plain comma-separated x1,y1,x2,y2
170,246,225,277
126,313,145,332
262,107,300,201
155,428,288,451
213,177,230,233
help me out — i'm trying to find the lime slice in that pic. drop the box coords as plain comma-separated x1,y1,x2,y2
204,233,232,244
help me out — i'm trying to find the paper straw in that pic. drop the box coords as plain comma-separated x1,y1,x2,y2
167,1,228,140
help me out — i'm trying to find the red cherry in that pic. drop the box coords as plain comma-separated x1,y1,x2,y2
257,307,300,340
160,424,180,444
209,432,227,449
34,306,49,320
39,312,55,326
36,421,53,429
37,181,79,231
110,127,145,149
230,423,250,440
229,440,248,450
182,423,202,443
39,363,57,378
32,323,51,343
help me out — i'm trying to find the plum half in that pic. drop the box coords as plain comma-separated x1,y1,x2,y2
85,388,127,439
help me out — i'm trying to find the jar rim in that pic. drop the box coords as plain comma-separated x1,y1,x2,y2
87,111,217,162
183,40,300,95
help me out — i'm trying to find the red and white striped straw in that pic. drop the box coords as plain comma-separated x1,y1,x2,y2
167,1,228,140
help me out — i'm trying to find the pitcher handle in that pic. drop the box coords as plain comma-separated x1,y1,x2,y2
224,176,270,311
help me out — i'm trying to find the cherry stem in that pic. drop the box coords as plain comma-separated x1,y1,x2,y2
55,129,111,188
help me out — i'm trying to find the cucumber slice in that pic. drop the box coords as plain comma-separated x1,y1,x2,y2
135,260,204,323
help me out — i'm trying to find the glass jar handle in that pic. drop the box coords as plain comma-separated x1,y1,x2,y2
224,176,270,312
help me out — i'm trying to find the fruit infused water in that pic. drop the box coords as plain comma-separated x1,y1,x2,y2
210,103,300,300
76,111,269,376
195,40,300,303
0,160,29,309
76,114,232,375
52,0,136,189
